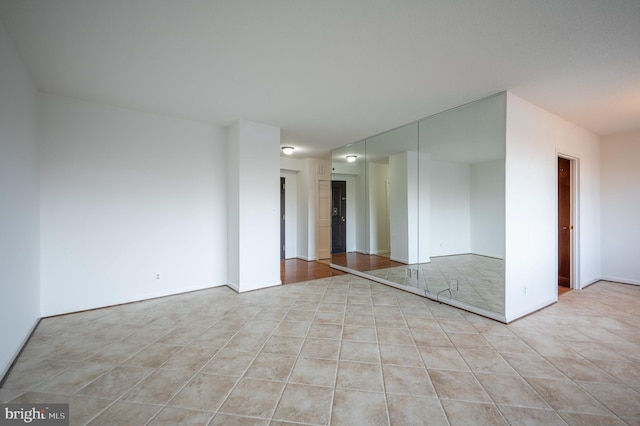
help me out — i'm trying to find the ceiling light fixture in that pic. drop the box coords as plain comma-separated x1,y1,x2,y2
346,155,357,163
281,146,295,155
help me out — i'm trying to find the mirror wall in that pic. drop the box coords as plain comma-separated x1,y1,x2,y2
330,93,505,318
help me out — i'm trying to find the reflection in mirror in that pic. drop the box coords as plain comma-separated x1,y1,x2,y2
331,93,506,319
330,140,367,269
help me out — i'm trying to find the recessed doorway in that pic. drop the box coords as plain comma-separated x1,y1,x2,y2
558,156,577,293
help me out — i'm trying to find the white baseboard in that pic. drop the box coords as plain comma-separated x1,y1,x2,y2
599,276,640,286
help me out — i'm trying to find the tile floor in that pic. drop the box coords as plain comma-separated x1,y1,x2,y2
366,254,505,314
1,276,639,425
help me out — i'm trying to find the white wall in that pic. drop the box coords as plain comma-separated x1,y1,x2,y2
227,120,281,291
505,92,601,322
601,131,640,285
429,160,471,256
39,94,227,316
0,23,40,378
368,162,390,256
470,160,505,258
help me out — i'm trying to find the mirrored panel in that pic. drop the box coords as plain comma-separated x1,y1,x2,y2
417,94,505,314
330,140,367,267
330,93,506,318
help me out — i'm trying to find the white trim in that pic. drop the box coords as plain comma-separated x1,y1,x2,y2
226,282,240,292
556,153,581,290
599,276,640,286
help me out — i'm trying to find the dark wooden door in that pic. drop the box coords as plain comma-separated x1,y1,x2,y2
331,181,347,254
280,177,285,260
558,158,571,287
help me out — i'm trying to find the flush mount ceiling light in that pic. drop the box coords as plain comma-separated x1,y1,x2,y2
346,155,357,163
281,146,295,155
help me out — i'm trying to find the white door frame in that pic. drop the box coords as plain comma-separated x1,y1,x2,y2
557,153,580,290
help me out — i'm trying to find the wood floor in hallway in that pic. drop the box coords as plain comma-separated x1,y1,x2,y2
280,258,346,284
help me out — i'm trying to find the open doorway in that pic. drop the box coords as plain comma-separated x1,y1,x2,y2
558,156,577,295
280,177,285,260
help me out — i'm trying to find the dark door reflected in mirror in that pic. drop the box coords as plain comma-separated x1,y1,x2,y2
331,181,347,254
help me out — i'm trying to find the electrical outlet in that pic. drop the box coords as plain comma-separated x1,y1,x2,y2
523,286,527,296
156,273,160,280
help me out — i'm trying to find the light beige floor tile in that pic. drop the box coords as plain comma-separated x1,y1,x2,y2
121,369,193,405
289,357,337,387
342,325,377,343
272,383,333,424
273,320,311,337
378,344,423,367
557,411,626,425
77,365,153,399
376,327,413,345
209,413,269,425
374,315,406,329
336,361,383,392
331,389,388,426
545,356,620,383
224,333,268,352
458,349,518,375
1,359,72,390
498,405,567,426
447,332,492,349
577,381,640,418
244,352,295,382
484,333,535,354
156,326,210,346
343,312,375,326
296,338,340,361
307,323,343,340
522,335,580,358
261,335,304,355
339,341,380,363
387,395,448,426
313,310,344,325
122,343,183,368
382,364,436,397
200,349,254,377
218,378,285,418
147,407,213,425
87,401,161,426
85,341,148,365
440,400,507,425
429,369,491,403
411,329,453,347
168,373,237,412
501,351,566,379
590,358,640,389
526,377,612,416
285,309,316,322
475,373,550,409
418,346,469,371
161,346,218,372
33,362,112,395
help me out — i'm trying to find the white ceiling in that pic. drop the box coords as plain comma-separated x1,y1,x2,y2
1,0,639,159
